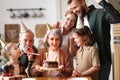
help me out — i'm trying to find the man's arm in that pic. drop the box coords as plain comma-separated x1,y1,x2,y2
98,0,120,23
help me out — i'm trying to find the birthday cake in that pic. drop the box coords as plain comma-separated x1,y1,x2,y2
43,60,58,68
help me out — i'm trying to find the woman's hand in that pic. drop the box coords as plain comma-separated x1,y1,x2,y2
35,65,44,72
53,21,61,28
58,65,64,72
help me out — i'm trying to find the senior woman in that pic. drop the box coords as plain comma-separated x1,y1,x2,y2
30,29,73,77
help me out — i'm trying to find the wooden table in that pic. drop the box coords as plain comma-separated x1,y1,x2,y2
22,76,92,80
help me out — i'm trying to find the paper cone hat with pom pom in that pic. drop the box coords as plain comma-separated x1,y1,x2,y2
0,38,7,48
20,22,29,33
46,23,53,31
76,15,84,29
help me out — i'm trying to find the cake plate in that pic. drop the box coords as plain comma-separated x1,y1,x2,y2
41,67,59,71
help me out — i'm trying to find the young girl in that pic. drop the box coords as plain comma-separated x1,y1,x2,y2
0,43,22,75
72,26,100,80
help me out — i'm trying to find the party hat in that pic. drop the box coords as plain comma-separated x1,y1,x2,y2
76,15,84,29
0,38,7,48
20,22,29,33
46,23,53,31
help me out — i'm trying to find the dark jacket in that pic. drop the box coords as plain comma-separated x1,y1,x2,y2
87,0,120,64
18,45,38,68
18,45,38,74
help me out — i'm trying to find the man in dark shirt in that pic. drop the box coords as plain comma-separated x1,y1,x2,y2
18,22,38,77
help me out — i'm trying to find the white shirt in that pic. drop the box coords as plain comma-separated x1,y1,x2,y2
61,31,72,51
47,48,59,61
84,16,90,28
44,48,60,77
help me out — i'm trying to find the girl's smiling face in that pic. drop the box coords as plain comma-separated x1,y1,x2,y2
72,32,86,47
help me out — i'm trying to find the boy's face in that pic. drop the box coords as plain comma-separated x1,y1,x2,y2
10,44,21,59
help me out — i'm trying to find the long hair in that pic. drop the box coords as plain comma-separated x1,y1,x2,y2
73,26,96,46
1,43,15,59
65,10,78,28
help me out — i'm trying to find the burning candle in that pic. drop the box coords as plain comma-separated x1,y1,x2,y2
46,52,48,60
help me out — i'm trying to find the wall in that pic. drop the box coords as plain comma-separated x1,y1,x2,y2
60,0,102,22
0,0,61,47
0,0,117,50
108,0,120,11
0,0,61,32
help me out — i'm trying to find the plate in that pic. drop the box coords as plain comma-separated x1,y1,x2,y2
40,67,59,70
67,77,89,80
22,78,36,80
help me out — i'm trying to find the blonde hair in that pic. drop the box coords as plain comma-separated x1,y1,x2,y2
1,43,15,59
65,10,77,28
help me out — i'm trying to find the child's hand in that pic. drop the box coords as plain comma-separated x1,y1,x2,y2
72,70,77,77
72,70,82,77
